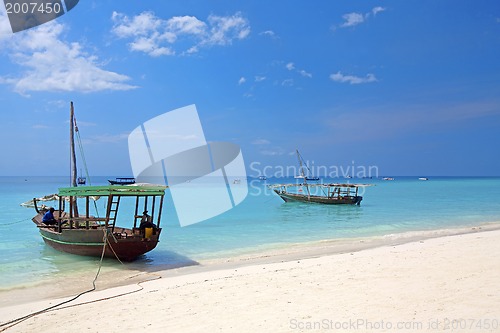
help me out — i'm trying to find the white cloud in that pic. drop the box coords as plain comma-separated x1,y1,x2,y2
330,72,377,84
129,36,174,56
112,11,250,56
255,76,266,82
341,13,365,27
204,13,250,45
284,62,312,79
260,30,276,38
238,77,246,85
252,139,270,145
0,10,12,42
372,7,386,16
0,12,136,95
260,148,285,156
339,6,386,28
111,11,162,38
281,79,294,87
299,69,312,78
167,15,207,36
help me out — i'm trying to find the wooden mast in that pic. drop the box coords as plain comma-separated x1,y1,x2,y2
70,102,79,217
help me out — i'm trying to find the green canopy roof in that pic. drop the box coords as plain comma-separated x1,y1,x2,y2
58,185,167,197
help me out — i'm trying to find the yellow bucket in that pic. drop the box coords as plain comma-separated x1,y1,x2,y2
145,227,153,239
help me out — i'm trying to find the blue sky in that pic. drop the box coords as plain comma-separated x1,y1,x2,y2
0,1,499,176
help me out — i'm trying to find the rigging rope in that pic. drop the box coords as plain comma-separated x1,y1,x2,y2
73,116,100,219
74,117,91,185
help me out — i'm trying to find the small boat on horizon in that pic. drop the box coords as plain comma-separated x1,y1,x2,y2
419,177,429,181
108,177,136,185
77,168,86,185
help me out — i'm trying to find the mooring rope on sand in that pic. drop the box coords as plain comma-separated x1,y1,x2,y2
0,229,161,332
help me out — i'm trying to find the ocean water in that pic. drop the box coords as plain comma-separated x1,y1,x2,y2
1,176,500,291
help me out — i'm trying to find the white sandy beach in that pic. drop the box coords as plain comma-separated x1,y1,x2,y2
1,227,500,333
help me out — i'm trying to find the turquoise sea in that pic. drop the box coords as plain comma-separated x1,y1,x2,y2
1,176,500,292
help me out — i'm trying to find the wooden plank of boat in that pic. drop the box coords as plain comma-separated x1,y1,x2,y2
38,227,160,261
275,191,363,205
277,192,362,205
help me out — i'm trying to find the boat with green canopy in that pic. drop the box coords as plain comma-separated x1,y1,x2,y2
26,102,168,261
31,184,167,261
269,183,372,205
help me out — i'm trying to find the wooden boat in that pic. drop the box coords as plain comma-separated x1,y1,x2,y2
32,184,167,261
29,102,167,261
273,149,371,204
108,177,136,185
269,183,371,205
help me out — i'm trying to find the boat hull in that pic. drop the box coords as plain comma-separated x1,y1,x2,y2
108,178,136,185
276,191,363,205
37,223,161,261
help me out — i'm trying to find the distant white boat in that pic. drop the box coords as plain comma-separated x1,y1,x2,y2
419,177,429,181
233,179,241,184
383,177,394,181
258,176,267,180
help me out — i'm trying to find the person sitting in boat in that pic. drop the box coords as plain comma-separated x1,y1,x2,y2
42,207,57,225
139,210,156,230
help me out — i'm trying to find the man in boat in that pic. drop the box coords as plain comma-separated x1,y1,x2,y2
139,210,156,230
42,207,57,225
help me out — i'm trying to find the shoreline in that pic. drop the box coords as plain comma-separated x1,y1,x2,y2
0,221,500,309
1,225,499,332
1,221,499,309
